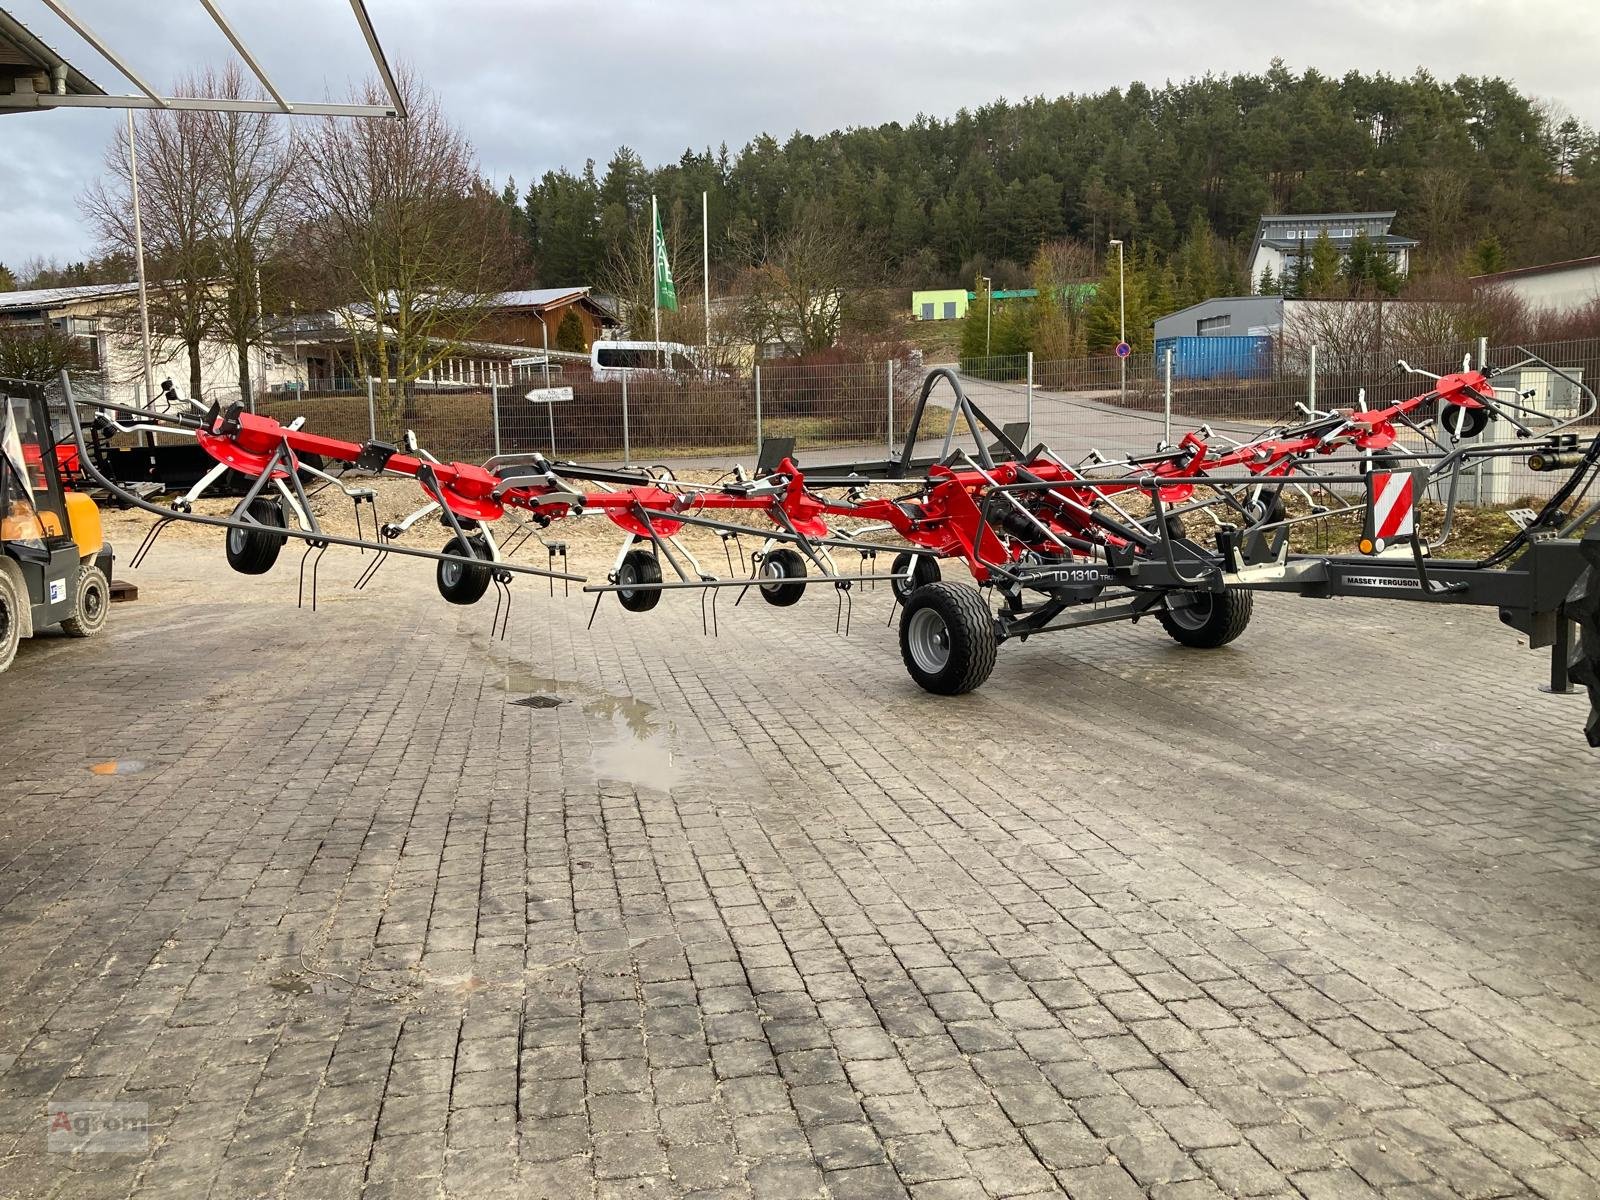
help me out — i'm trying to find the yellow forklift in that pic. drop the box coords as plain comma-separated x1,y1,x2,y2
1,377,114,673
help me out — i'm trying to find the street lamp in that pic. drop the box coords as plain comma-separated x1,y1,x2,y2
1109,239,1126,402
981,275,992,356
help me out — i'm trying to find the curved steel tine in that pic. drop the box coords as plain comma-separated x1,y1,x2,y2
130,515,173,569
353,549,387,590
585,589,604,630
311,545,327,610
500,580,513,640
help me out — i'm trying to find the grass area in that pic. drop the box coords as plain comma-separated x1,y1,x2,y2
905,320,964,364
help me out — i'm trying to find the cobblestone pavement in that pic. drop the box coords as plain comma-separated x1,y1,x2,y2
1,546,1598,1200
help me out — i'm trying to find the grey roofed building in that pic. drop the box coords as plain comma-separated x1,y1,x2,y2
0,10,103,111
1248,212,1418,288
1153,295,1286,343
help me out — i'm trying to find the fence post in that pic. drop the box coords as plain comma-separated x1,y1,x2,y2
1163,348,1173,444
754,365,763,463
1308,344,1318,413
886,360,895,460
1026,351,1034,435
491,383,501,458
366,377,376,441
621,371,631,466
1476,335,1488,372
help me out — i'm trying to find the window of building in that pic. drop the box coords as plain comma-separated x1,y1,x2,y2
920,303,934,320
1197,315,1229,336
942,301,957,319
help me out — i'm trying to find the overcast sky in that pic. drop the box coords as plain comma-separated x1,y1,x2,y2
2,0,1597,274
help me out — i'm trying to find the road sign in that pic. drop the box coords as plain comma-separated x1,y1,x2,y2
510,354,548,368
1115,341,1131,359
525,386,574,403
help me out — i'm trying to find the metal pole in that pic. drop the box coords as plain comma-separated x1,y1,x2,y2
702,189,711,353
1163,347,1173,443
886,359,895,459
754,364,762,462
1476,335,1488,372
1117,241,1126,405
548,403,557,457
651,194,661,359
1026,351,1034,434
541,317,550,388
126,110,155,409
1308,343,1318,412
982,275,992,357
491,383,501,458
366,376,376,441
621,371,631,466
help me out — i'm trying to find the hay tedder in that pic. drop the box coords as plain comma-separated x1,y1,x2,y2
56,355,1600,746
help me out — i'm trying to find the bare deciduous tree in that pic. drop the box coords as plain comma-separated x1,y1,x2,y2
82,98,216,399
728,201,873,356
296,71,522,422
195,63,296,405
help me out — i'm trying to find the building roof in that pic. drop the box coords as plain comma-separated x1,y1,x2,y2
0,11,104,109
491,287,595,310
1470,254,1600,283
1261,233,1419,251
1249,211,1405,266
0,282,141,312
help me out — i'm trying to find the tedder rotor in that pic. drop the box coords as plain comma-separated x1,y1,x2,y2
56,355,1600,747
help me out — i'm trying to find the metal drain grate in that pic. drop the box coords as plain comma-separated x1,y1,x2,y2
511,695,565,709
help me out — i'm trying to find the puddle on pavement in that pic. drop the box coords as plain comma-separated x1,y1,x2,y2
497,669,685,792
88,759,146,776
267,975,312,996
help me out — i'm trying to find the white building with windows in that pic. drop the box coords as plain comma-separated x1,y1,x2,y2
1248,212,1417,289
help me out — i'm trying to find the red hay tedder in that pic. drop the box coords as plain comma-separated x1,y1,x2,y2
52,356,1600,747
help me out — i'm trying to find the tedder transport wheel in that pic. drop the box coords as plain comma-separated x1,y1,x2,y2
437,535,494,605
60,563,110,638
757,548,807,607
890,551,941,604
899,582,998,695
1157,588,1254,649
617,548,663,612
225,498,288,575
0,570,20,673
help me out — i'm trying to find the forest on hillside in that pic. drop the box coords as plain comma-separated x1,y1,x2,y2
512,61,1599,295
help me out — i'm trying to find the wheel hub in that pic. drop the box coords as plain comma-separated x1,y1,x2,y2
907,607,951,673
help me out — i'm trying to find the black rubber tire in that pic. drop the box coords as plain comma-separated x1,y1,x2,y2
0,569,21,674
1438,400,1490,439
60,563,110,638
1244,490,1287,527
757,548,808,607
1157,588,1254,649
898,582,998,695
225,498,288,575
437,535,494,605
890,551,941,604
617,549,662,613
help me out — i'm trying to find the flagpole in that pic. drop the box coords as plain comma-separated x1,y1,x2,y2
651,194,661,363
702,190,711,353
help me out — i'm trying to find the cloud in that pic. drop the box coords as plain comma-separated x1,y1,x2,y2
2,0,1596,269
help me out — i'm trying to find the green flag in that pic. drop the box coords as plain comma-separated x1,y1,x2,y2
653,205,678,312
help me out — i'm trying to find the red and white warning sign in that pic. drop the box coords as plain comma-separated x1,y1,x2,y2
1363,469,1419,553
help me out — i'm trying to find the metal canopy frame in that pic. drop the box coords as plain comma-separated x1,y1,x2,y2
0,0,406,118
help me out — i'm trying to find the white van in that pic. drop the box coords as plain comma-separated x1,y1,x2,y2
590,340,704,383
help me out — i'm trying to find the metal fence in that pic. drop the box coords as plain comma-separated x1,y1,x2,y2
81,334,1600,502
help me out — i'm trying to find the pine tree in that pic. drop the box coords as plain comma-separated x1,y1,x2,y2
1300,231,1342,298
1256,264,1278,295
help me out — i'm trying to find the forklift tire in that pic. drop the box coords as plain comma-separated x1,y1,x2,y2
899,582,997,695
616,549,662,612
1157,587,1254,649
758,548,808,607
437,535,494,605
226,499,288,575
0,570,20,673
890,551,941,604
60,563,110,639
